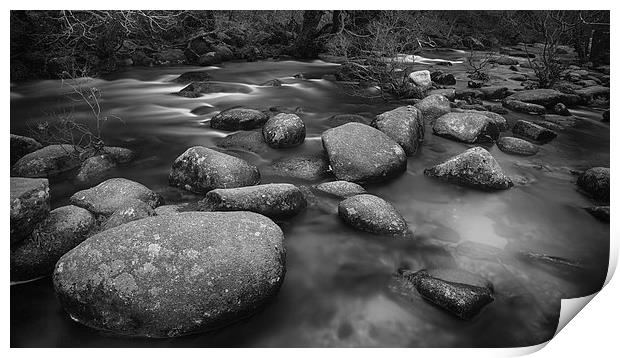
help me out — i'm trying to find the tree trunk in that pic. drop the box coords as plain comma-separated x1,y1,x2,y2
293,10,324,58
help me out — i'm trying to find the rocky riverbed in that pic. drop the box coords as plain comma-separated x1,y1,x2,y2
10,47,609,347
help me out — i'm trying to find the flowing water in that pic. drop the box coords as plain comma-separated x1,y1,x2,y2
10,49,610,347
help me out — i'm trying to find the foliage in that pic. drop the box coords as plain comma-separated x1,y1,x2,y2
465,50,492,82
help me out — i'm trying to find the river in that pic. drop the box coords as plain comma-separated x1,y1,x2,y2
10,50,610,347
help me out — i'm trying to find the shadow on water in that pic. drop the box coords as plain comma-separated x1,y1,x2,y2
10,57,609,347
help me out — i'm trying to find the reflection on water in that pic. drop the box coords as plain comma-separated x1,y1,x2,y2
10,51,609,347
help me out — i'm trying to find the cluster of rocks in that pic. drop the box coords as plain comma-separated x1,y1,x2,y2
576,167,610,223
10,134,136,185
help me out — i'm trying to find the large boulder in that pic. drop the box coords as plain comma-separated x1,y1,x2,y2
11,205,95,282
408,70,432,87
338,194,410,236
461,110,507,131
53,212,286,338
315,181,366,199
10,134,42,165
502,99,546,114
169,146,260,194
373,106,425,156
424,147,513,190
11,144,82,178
210,108,269,131
575,86,610,102
414,94,451,122
10,177,50,244
394,268,494,320
75,154,116,184
512,120,557,143
497,137,539,156
505,89,580,108
432,112,499,144
262,113,306,148
321,123,407,184
577,167,610,202
70,178,163,216
202,183,306,219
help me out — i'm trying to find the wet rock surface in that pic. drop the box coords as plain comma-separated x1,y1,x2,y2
10,177,50,244
497,137,540,156
11,145,82,178
577,167,610,202
374,106,425,156
202,183,306,219
424,147,513,190
262,113,306,148
11,205,95,282
394,268,494,320
432,112,499,144
53,211,286,338
210,108,270,131
338,194,410,236
315,181,366,199
414,94,452,123
505,89,580,108
322,123,407,184
216,131,273,154
70,178,163,216
512,120,557,143
76,154,117,184
169,146,260,194
10,134,42,165
269,155,331,181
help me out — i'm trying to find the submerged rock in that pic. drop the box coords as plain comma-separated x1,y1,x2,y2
70,178,163,216
53,211,286,338
430,71,456,85
315,181,366,199
100,199,157,231
414,94,452,123
10,134,42,165
173,70,212,83
177,82,252,98
11,144,82,178
270,155,331,181
202,183,306,219
395,268,494,320
322,123,407,184
215,131,273,154
210,108,269,131
11,205,95,282
497,137,540,156
505,89,580,108
553,103,571,116
10,177,50,244
602,110,609,122
103,147,135,164
424,147,513,190
75,154,117,184
502,99,546,114
169,146,260,194
338,194,410,236
432,112,499,144
585,206,610,223
478,86,509,100
577,167,610,202
512,120,557,143
373,106,425,156
262,113,306,148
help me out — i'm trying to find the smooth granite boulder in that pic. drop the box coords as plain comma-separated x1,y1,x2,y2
373,106,425,156
10,177,50,244
497,137,540,156
338,194,410,236
210,108,269,131
70,178,163,216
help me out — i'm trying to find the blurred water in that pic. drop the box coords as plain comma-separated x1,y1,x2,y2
10,51,609,347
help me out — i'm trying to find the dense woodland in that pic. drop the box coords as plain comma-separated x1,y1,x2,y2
10,10,610,82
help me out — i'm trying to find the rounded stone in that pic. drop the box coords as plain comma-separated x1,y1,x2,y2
10,177,50,244
10,134,42,165
262,113,306,148
315,181,366,199
577,167,610,202
210,108,269,131
497,137,540,156
169,146,260,194
433,112,499,144
338,194,409,236
70,178,164,216
11,205,95,282
202,183,306,219
414,94,452,123
53,211,286,338
100,199,157,231
75,154,117,184
11,144,82,178
321,123,407,184
373,106,425,156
